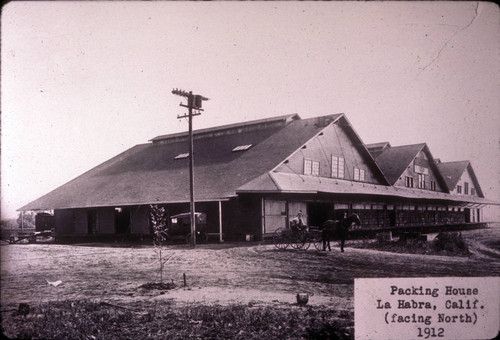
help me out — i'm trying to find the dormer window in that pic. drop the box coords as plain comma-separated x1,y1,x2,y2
174,153,190,160
354,167,365,182
405,176,414,188
232,144,253,152
418,174,426,189
304,159,320,176
331,155,345,179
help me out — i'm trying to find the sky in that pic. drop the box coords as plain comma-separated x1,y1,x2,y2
1,1,499,220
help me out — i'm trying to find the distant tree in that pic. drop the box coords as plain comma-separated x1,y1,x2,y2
17,212,35,229
1,218,17,229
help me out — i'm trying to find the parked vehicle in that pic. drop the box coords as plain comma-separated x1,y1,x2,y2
35,212,54,232
168,212,207,243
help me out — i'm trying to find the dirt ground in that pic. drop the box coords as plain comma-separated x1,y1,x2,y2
1,227,499,315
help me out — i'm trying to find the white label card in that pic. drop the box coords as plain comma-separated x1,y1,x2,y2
355,277,499,340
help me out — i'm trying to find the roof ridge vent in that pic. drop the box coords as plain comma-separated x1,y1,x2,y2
150,114,299,144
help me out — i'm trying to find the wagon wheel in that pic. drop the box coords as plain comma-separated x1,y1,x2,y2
290,230,307,250
273,227,289,250
301,232,312,250
312,232,324,250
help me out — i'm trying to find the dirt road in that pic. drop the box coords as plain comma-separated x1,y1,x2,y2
1,228,499,312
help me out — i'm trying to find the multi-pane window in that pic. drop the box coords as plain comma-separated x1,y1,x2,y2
353,168,365,182
331,155,345,179
304,159,320,176
304,159,312,175
430,181,436,191
457,185,462,194
405,176,414,188
312,161,320,176
418,174,426,189
464,182,469,195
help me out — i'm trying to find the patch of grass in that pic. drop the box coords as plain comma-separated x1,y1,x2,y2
2,300,353,340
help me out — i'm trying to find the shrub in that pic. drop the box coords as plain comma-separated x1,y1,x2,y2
431,232,470,255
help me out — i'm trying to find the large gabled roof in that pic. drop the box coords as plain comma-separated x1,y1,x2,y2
373,143,449,192
373,143,427,184
20,114,343,210
436,160,484,197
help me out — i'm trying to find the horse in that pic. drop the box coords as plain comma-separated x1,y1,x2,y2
321,213,361,252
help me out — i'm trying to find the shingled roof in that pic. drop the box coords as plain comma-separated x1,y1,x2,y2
374,143,455,196
436,160,484,197
20,114,344,210
372,143,428,185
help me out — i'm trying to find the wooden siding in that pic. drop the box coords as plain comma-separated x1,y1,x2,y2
263,199,287,234
452,168,478,196
395,150,446,192
74,209,88,234
97,208,115,234
275,124,380,184
130,205,151,234
54,209,74,235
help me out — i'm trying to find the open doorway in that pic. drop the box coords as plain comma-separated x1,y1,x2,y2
115,207,131,234
464,208,471,223
307,202,333,228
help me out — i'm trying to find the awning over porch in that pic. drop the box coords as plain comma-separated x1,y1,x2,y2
237,172,498,207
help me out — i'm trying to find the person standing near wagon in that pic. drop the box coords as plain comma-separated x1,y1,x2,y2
338,212,349,252
297,210,305,229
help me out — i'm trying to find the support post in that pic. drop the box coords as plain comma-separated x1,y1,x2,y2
218,200,223,243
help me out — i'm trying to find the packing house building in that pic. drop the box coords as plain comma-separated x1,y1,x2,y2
20,114,494,241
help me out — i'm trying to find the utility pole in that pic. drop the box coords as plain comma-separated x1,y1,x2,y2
172,88,209,247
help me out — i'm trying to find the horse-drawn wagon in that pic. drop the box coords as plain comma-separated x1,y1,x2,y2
273,213,361,251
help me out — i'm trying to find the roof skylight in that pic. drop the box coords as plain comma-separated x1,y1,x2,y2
174,153,190,159
232,144,253,152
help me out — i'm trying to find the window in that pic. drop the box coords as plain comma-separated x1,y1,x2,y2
304,159,320,176
174,153,189,160
232,144,253,152
430,181,436,191
312,161,320,176
304,159,312,175
353,168,365,182
418,174,426,189
464,182,469,195
457,185,462,194
471,188,476,196
405,176,414,188
331,155,345,178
